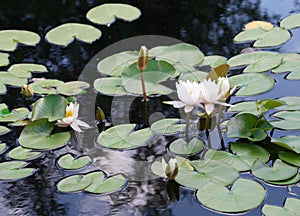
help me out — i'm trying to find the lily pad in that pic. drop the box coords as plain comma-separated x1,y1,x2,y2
57,81,90,96
169,138,205,155
57,154,92,170
0,126,10,136
84,171,127,194
0,161,37,181
227,51,282,72
45,23,101,46
228,101,260,115
30,79,64,95
94,77,128,96
0,53,9,66
271,111,300,130
8,63,48,78
0,72,27,87
276,96,300,110
97,51,138,76
97,124,153,149
262,197,300,216
0,143,7,155
19,119,70,150
0,107,29,122
0,30,40,51
31,94,66,122
201,55,227,68
234,27,269,43
272,53,300,79
57,174,92,193
279,151,300,167
252,159,298,181
151,118,185,135
178,70,207,82
196,178,266,213
244,21,274,30
280,13,300,29
253,27,291,48
266,173,300,186
229,73,275,96
8,146,43,161
86,4,141,25
271,136,300,153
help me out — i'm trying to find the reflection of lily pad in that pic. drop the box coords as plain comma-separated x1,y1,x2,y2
0,143,7,155
30,79,64,95
57,154,92,170
197,178,266,213
151,118,185,135
94,77,128,96
57,81,90,96
272,53,300,80
279,151,300,167
262,197,300,216
271,136,300,153
57,174,92,193
280,13,300,29
8,146,43,161
0,161,37,181
0,53,9,66
0,107,29,123
169,138,204,155
0,126,10,136
8,63,48,78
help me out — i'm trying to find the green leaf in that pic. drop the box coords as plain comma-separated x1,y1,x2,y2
97,124,153,149
57,154,92,170
0,107,29,123
279,151,300,167
266,173,300,186
276,96,300,110
151,118,185,135
0,52,9,66
0,161,37,181
45,23,101,46
94,77,128,96
30,79,64,95
201,55,227,68
234,27,268,42
8,146,43,161
86,3,141,25
271,136,300,153
253,27,291,48
32,94,66,122
262,198,300,216
229,73,275,96
57,81,90,96
257,99,285,112
196,178,266,213
227,51,282,73
0,143,7,155
178,70,207,82
0,82,6,94
57,174,92,193
280,13,300,29
228,101,260,115
271,111,300,130
0,30,40,51
272,53,300,80
0,72,27,87
8,63,48,78
0,126,10,136
19,119,70,150
169,137,205,155
252,159,298,181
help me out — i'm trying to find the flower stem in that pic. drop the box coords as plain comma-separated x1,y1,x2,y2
140,70,147,101
185,112,190,140
217,105,223,126
205,115,210,131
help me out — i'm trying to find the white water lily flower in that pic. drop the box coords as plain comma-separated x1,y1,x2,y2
162,158,178,180
57,102,90,132
164,80,202,113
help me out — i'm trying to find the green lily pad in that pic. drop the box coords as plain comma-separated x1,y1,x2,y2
0,143,7,155
200,55,227,67
0,53,9,66
0,82,6,94
266,173,300,186
253,27,291,48
86,4,141,25
84,171,127,194
30,79,64,95
228,101,260,115
196,178,266,213
94,77,128,96
279,151,300,167
57,81,90,96
280,13,300,29
229,73,275,96
45,23,101,46
0,161,37,181
0,107,29,122
252,159,298,181
178,70,207,82
8,63,48,78
272,53,300,80
271,136,300,153
0,126,10,136
151,118,185,135
169,138,204,155
31,94,66,122
19,119,70,150
97,51,138,76
149,43,204,66
276,96,300,110
271,111,300,130
57,154,92,170
0,30,40,51
97,124,153,149
234,27,268,42
57,174,92,193
227,51,282,72
0,72,27,87
262,197,300,216
8,146,43,161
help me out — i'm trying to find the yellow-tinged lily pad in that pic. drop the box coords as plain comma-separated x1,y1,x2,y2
244,21,274,30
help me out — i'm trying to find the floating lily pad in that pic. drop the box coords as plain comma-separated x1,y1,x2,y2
31,94,66,122
97,51,138,76
245,21,274,30
0,161,37,181
252,159,298,181
228,101,260,115
280,13,300,29
262,197,300,216
86,4,141,25
227,51,282,72
57,154,92,170
94,77,128,96
266,173,300,186
84,171,127,194
276,96,300,110
0,143,7,155
178,70,207,82
234,27,269,43
279,151,300,167
97,124,153,149
271,111,300,130
8,146,43,161
0,30,40,51
8,63,48,78
169,138,205,155
272,53,300,79
229,73,275,96
45,23,101,46
271,136,300,153
196,178,266,213
0,107,29,122
0,126,10,136
0,53,9,66
30,79,64,95
0,72,27,87
201,55,227,68
19,119,70,150
254,27,291,48
57,174,92,193
57,81,90,96
151,118,185,135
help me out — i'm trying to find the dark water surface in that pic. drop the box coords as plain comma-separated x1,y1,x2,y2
0,0,300,215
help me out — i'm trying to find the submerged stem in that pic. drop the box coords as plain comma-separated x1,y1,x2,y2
185,112,190,140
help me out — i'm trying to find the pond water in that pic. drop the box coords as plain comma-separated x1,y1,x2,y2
1,0,300,215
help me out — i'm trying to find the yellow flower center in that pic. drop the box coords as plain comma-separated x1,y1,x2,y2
66,110,73,118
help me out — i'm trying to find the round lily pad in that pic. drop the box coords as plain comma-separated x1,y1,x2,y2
97,124,153,149
262,197,300,216
266,173,300,186
151,118,185,135
234,27,269,43
280,13,300,29
271,111,300,130
57,174,92,193
94,77,128,96
201,55,227,68
45,23,101,46
0,52,9,66
0,126,10,136
178,70,207,82
8,146,43,161
253,27,291,48
0,143,7,155
271,136,300,153
8,63,48,78
276,96,300,110
86,3,141,25
279,151,300,167
0,72,27,87
272,53,300,79
57,81,90,96
30,79,64,95
57,154,92,170
168,137,204,155
227,101,260,116
0,107,29,123
196,178,266,213
0,161,37,181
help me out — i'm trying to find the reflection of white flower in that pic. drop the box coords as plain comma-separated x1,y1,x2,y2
57,102,89,132
162,158,178,180
164,80,202,113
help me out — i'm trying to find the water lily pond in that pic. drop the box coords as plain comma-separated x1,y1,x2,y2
1,1,300,215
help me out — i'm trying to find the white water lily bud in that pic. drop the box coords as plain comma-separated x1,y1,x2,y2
137,46,148,71
162,158,178,180
21,84,34,97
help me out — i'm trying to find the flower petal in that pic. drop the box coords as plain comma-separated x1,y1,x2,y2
70,121,82,132
184,105,194,113
76,119,90,128
205,103,215,116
